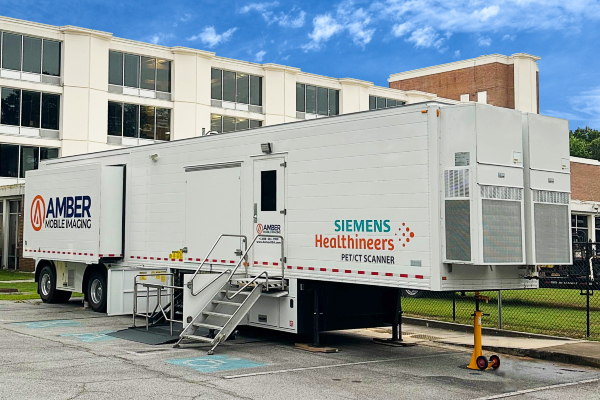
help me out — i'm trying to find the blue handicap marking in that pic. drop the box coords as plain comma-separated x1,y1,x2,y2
60,331,116,342
14,319,82,329
166,355,267,373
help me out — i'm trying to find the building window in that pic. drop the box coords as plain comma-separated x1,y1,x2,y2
0,87,60,130
1,32,61,76
210,114,262,134
296,84,340,116
572,214,588,242
108,51,171,93
211,68,263,106
107,101,171,141
368,96,406,110
0,144,57,178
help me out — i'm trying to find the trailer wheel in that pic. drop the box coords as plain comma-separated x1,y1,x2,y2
38,265,72,303
476,356,488,370
402,289,424,298
87,271,107,312
489,355,500,369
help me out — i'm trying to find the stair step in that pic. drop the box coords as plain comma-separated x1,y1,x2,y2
193,322,223,331
182,334,214,343
212,300,243,307
203,311,234,318
221,290,250,296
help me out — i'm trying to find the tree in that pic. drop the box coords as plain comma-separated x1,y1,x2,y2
569,127,600,161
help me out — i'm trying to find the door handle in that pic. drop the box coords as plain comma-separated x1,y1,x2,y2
254,203,258,223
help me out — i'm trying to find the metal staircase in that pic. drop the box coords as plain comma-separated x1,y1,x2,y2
172,233,286,354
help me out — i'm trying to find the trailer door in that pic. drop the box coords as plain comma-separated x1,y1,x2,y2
185,163,242,266
253,157,285,269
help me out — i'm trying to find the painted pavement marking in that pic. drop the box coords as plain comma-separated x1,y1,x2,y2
166,355,267,373
14,319,82,329
471,377,600,399
60,331,116,342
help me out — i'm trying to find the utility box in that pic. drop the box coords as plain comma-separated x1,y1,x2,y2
24,163,124,263
522,113,572,265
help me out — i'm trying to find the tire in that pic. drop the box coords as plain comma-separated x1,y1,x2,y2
402,289,424,298
87,270,107,312
489,355,500,369
38,265,72,303
476,355,489,371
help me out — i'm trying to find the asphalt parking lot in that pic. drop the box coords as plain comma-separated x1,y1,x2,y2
1,299,600,400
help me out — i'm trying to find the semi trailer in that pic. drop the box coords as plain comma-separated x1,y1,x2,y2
23,102,571,353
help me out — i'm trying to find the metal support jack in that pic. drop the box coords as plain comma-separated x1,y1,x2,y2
373,289,415,347
467,292,500,370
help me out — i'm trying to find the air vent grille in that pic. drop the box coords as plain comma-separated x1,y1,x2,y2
533,190,569,204
480,185,522,201
444,169,470,198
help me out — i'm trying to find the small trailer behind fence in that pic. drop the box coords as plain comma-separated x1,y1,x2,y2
23,102,571,353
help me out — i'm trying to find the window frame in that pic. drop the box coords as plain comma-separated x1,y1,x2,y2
296,83,340,116
108,51,172,93
0,86,60,131
209,114,263,133
0,144,58,179
369,95,406,111
210,68,263,107
107,101,172,141
0,31,61,77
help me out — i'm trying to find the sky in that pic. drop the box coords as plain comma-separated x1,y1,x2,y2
2,0,600,130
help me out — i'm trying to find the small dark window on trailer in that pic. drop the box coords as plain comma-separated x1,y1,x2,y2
261,170,277,211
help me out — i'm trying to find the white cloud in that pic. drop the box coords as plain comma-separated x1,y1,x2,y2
407,26,444,49
391,22,411,37
239,2,279,14
502,34,516,41
278,9,306,28
255,50,267,62
180,13,192,22
543,86,600,126
472,5,500,22
148,33,174,45
188,26,238,48
478,36,492,46
302,1,376,51
454,50,461,58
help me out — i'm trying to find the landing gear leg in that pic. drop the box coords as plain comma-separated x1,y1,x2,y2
467,292,499,370
373,289,414,347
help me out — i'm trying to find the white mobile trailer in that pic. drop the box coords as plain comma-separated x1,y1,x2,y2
23,102,570,337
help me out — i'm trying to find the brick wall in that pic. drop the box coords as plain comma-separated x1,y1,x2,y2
18,197,35,272
571,161,600,202
390,63,515,109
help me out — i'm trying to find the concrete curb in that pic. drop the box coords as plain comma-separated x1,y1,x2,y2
443,341,600,370
403,316,573,341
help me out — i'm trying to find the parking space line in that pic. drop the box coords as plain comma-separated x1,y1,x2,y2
471,378,600,399
223,351,458,379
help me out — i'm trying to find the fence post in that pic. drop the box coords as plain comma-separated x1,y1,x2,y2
497,290,503,330
587,275,591,339
452,292,456,322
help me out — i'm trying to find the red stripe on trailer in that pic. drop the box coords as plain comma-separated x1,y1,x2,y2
63,252,66,254
345,270,351,274
99,254,103,257
332,269,339,272
143,257,147,260
308,267,315,271
196,258,201,261
297,266,303,270
273,262,279,266
254,261,258,265
90,254,93,256
221,260,226,263
415,275,424,279
188,258,192,261
262,262,268,265
179,259,183,262
84,253,88,256
385,273,393,277
371,272,379,276
400,274,408,278
358,271,365,275
156,258,161,260
137,256,141,259
212,259,218,263
230,260,235,264
320,268,327,272
109,254,115,257
287,266,292,269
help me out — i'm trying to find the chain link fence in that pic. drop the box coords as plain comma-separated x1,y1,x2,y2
402,242,600,340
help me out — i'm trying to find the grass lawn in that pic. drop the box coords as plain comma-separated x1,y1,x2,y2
0,281,82,301
403,289,600,340
0,270,34,281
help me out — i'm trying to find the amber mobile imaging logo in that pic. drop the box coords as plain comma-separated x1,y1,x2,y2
31,195,46,232
256,223,264,234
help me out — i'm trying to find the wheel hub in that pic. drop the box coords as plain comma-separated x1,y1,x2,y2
90,278,103,304
40,273,51,296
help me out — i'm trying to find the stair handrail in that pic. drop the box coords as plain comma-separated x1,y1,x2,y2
224,270,269,300
189,233,285,296
188,234,247,295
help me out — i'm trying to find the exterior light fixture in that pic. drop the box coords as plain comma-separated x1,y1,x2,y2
261,143,273,154
149,154,159,162
205,130,219,136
